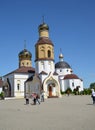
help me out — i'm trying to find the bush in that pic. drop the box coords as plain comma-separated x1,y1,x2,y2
0,91,5,99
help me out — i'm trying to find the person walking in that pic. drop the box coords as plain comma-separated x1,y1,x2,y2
41,91,44,102
31,93,36,105
25,93,29,105
36,94,40,104
91,89,95,104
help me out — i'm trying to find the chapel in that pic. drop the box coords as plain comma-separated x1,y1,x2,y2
3,21,83,98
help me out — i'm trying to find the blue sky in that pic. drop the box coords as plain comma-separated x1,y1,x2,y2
0,0,95,88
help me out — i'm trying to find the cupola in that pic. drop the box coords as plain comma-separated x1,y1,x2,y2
38,22,49,38
18,49,32,68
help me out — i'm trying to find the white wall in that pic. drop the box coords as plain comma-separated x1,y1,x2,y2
14,74,29,97
0,88,2,93
55,68,72,76
36,60,55,74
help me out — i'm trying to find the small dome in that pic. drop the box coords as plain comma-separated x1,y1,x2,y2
64,74,79,79
19,49,32,57
55,61,71,69
38,23,49,31
59,53,63,58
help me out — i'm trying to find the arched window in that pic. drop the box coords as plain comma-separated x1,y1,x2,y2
48,50,51,58
27,62,29,66
22,62,24,66
17,80,21,91
17,83,20,91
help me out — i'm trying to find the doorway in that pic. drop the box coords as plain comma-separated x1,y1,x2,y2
49,86,52,97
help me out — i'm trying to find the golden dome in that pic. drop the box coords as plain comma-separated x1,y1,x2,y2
19,49,32,59
38,23,49,31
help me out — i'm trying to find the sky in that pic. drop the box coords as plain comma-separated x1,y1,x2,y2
0,0,95,88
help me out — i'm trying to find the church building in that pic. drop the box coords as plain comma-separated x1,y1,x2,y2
3,21,83,98
3,48,35,97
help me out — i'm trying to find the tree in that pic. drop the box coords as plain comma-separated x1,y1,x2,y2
90,82,95,90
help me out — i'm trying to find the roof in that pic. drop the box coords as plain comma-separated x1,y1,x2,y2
26,73,40,82
4,67,35,76
35,37,54,46
55,61,71,69
64,74,79,80
39,71,48,75
53,72,58,75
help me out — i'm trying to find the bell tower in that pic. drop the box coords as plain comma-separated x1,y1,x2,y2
35,22,55,74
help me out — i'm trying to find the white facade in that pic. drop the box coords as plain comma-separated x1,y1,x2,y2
42,72,61,98
3,72,32,98
55,53,83,92
2,22,84,99
35,60,55,74
62,79,83,92
56,68,72,76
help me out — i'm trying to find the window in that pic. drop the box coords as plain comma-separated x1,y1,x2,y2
60,69,62,72
48,50,51,58
41,61,44,65
26,54,28,57
17,84,20,91
17,80,21,91
22,62,24,66
72,82,74,87
27,62,29,66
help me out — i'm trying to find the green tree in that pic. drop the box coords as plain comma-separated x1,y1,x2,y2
90,82,95,90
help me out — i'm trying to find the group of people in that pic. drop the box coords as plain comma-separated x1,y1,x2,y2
25,91,44,105
25,89,95,105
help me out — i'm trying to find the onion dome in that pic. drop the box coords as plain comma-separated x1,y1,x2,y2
38,22,49,31
19,49,32,59
55,61,71,69
38,22,49,38
64,74,79,79
18,49,32,68
55,52,71,69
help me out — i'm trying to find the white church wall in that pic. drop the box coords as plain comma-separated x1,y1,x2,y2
69,79,83,92
79,80,84,91
64,80,70,91
60,79,65,92
39,74,48,83
36,61,54,74
14,74,29,97
56,68,72,76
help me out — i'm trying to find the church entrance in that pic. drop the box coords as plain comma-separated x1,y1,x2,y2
45,76,60,98
49,86,52,97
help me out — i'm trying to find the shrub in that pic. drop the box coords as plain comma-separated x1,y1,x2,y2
0,91,5,99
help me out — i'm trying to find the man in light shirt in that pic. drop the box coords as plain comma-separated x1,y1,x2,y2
91,89,95,104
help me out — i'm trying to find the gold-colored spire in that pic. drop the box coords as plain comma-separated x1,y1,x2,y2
59,48,64,61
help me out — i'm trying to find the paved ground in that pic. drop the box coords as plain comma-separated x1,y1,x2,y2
0,95,95,130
